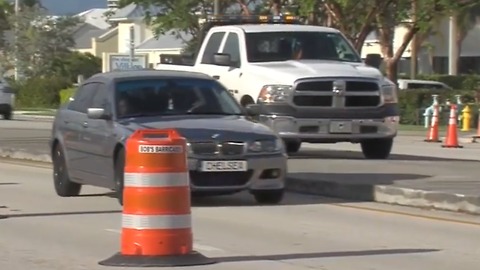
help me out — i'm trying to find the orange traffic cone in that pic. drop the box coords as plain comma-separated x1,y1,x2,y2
471,109,480,143
442,104,463,148
425,104,441,142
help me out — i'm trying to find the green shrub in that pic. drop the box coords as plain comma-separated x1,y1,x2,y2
12,76,72,108
398,88,480,125
399,74,480,90
59,87,77,104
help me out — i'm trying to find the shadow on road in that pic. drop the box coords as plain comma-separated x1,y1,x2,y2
215,248,441,263
191,191,343,207
2,210,120,219
290,172,428,185
287,172,430,201
0,182,19,185
290,149,479,162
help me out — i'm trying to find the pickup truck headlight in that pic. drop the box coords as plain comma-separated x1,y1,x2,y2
257,85,293,103
186,142,193,155
381,84,398,104
247,138,283,153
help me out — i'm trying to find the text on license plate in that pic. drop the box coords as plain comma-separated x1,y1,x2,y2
200,160,248,172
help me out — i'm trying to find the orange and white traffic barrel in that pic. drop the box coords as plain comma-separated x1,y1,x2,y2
99,129,215,267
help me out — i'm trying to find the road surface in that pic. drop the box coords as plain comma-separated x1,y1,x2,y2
1,161,479,270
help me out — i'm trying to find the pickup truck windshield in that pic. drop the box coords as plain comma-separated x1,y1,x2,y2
245,31,362,63
115,78,243,118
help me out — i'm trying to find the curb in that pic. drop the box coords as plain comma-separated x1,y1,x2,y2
0,149,51,163
13,114,54,120
286,177,480,215
1,150,479,215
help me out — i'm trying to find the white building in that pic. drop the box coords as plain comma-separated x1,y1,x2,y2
107,0,119,9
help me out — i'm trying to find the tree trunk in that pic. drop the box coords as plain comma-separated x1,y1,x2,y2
384,58,398,83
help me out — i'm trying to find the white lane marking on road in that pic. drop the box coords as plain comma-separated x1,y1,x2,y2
105,228,121,234
104,229,224,252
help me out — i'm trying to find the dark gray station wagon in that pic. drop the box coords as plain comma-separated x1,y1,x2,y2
50,70,288,205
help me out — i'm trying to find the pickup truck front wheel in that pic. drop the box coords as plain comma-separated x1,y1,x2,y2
284,140,301,154
360,138,393,159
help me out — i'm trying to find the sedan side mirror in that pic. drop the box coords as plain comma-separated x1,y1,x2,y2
245,104,261,116
87,107,111,120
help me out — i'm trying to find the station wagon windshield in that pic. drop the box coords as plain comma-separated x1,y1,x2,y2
245,31,362,63
115,78,243,119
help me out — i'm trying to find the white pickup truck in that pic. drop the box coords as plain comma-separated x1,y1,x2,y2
155,15,399,159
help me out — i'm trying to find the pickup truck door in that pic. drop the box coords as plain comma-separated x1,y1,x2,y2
215,31,244,100
195,31,240,95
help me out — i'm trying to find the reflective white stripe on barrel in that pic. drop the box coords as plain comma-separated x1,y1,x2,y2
124,172,190,187
122,214,191,229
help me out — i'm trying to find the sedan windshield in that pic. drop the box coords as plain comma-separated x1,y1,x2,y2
115,77,243,119
245,31,362,63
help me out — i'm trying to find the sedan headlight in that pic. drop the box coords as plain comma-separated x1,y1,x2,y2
257,85,293,103
247,138,284,153
381,84,398,104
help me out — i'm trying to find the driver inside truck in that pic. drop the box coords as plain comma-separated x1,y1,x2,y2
292,40,303,59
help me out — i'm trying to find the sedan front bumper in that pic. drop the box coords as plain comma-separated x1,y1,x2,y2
187,153,287,194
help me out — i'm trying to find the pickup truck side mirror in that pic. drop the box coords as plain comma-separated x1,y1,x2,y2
245,104,261,116
365,54,382,69
213,53,231,66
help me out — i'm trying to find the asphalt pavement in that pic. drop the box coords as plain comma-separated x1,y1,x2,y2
1,161,480,270
1,118,480,214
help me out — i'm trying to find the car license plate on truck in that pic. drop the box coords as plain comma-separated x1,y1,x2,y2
329,120,352,134
200,160,247,172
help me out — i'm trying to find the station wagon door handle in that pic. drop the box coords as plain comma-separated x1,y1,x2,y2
82,122,88,128
212,75,220,80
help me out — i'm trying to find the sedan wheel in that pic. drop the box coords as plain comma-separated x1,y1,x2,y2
53,144,81,197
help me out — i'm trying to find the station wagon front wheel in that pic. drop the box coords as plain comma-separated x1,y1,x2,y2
52,144,81,197
114,148,125,206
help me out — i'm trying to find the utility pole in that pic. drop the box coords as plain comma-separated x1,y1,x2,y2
410,0,418,79
214,0,219,15
14,0,19,80
448,15,458,75
129,26,135,69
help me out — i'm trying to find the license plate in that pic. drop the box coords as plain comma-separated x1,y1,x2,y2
329,121,352,134
200,160,248,172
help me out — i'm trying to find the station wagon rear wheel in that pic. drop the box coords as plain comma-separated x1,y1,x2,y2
53,144,81,197
253,189,284,205
3,110,12,120
114,148,125,206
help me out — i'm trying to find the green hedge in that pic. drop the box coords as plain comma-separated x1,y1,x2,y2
59,87,77,104
12,76,72,108
399,74,480,90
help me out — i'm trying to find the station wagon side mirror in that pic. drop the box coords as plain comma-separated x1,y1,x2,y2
245,104,261,116
87,107,111,120
213,53,231,66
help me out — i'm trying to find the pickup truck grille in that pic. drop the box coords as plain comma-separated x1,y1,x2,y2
190,141,245,156
293,79,381,108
